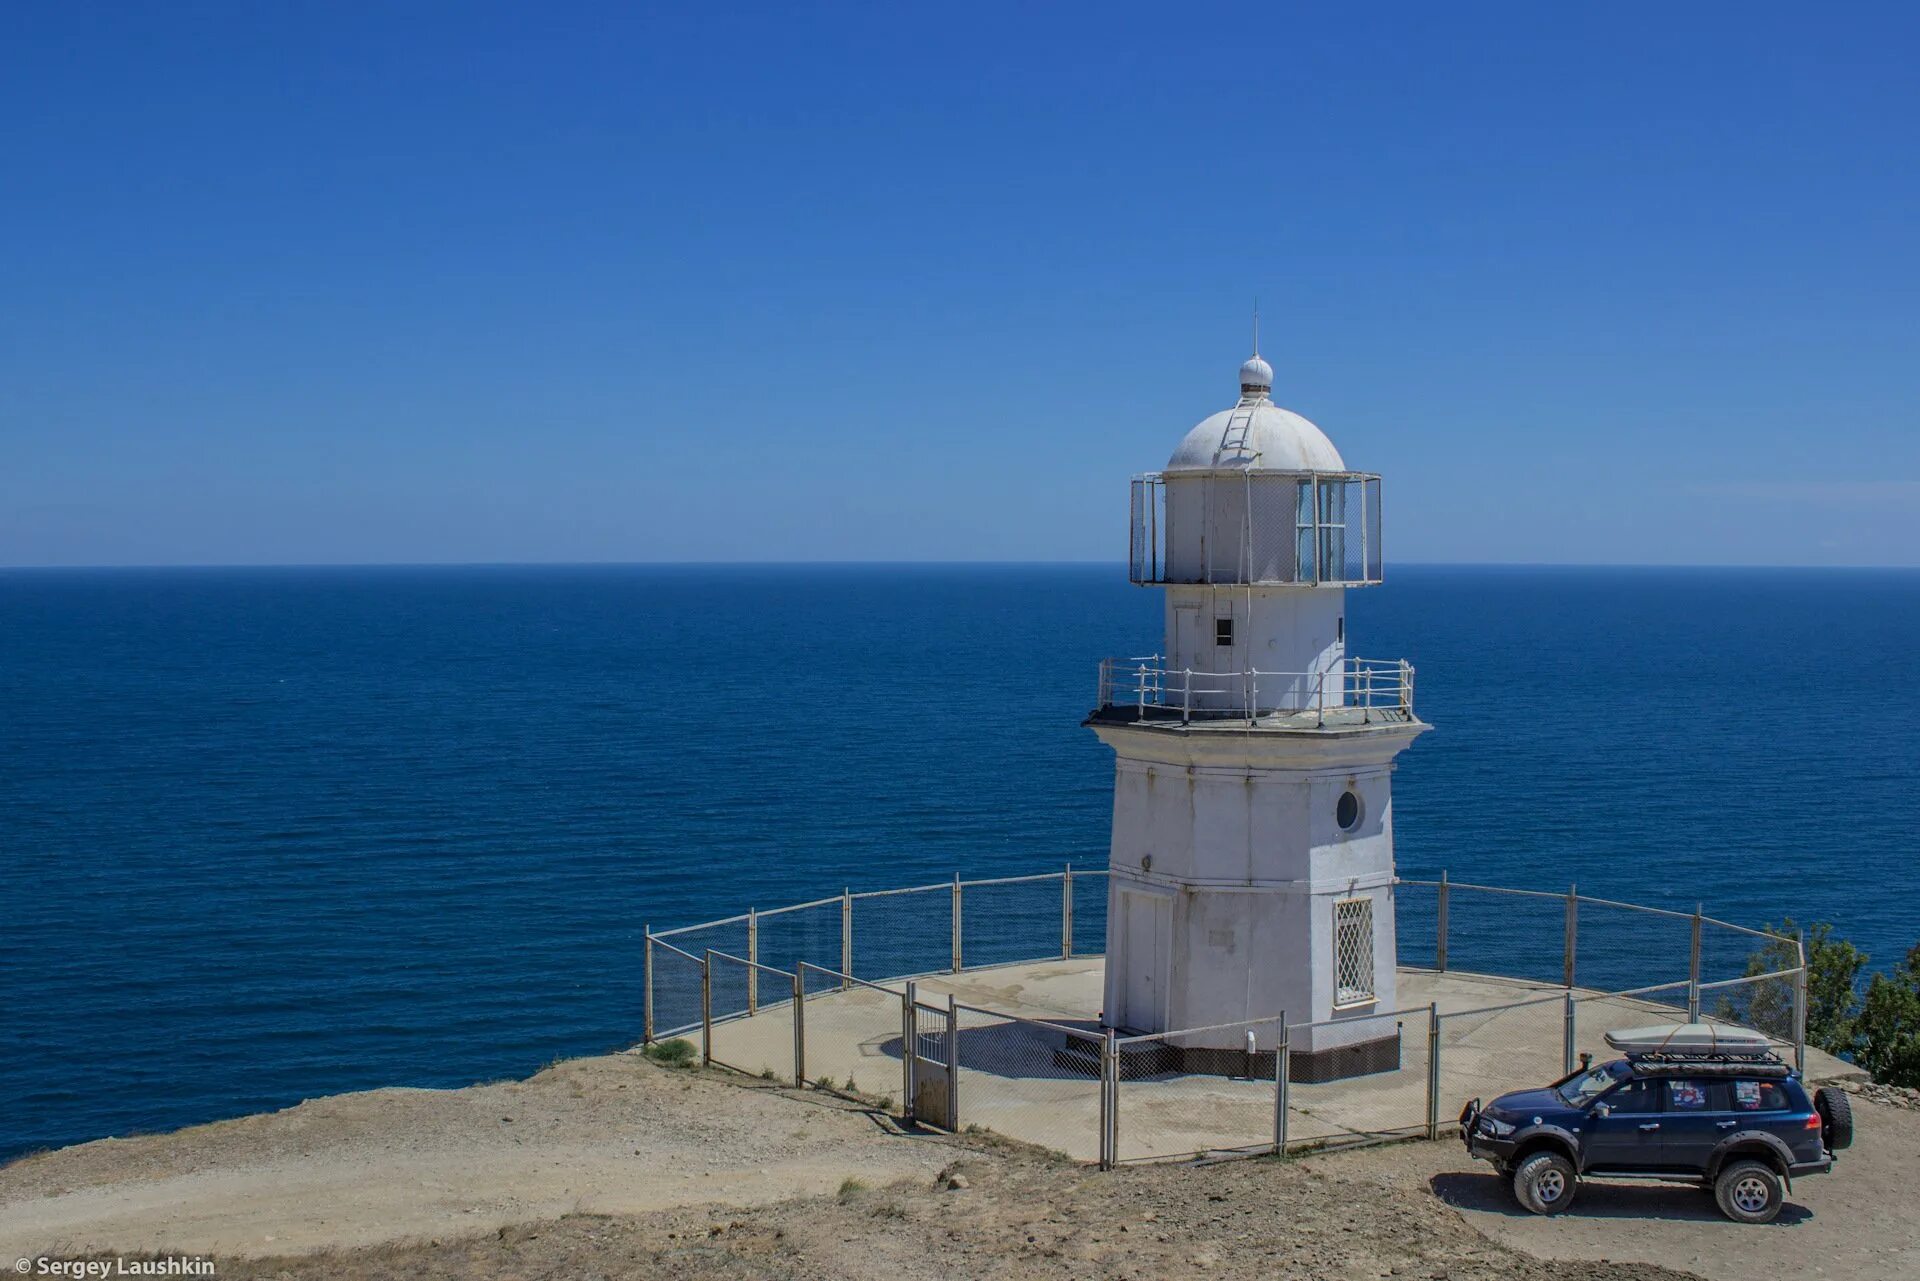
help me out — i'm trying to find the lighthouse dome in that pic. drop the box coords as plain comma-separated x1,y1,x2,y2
1166,403,1346,473
1165,355,1346,472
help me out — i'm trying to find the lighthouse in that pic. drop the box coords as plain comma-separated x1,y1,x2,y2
1087,346,1429,1080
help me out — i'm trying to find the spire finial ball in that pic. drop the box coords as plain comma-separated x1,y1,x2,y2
1239,354,1273,396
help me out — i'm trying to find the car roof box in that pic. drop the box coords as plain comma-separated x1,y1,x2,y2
1603,1022,1773,1055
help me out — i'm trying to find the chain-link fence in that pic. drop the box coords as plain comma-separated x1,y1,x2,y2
1115,1017,1285,1163
962,874,1068,970
1439,993,1570,1112
794,963,905,1101
707,950,797,1083
647,871,1806,1170
1285,1008,1434,1152
954,1003,1106,1162
1070,868,1107,959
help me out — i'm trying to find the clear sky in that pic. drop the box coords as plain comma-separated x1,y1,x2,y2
3,3,1916,567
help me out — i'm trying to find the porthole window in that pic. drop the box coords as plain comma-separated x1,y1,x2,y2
1336,790,1362,832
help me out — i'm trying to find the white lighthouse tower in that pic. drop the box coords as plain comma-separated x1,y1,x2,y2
1087,346,1430,1080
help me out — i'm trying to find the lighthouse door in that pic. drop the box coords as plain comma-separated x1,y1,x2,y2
1120,890,1170,1032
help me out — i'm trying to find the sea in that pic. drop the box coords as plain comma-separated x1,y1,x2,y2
2,564,1917,1161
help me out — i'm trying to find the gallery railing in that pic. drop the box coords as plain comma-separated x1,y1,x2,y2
1093,655,1414,723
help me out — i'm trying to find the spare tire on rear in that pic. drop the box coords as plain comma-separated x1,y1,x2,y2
1815,1086,1854,1150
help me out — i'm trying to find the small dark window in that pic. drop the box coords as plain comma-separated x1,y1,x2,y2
1214,617,1234,647
1336,790,1361,831
1604,1078,1660,1114
1337,616,1344,643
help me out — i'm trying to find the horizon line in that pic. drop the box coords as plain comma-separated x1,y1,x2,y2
5,558,1919,574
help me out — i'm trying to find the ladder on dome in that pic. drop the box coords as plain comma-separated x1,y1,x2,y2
1216,403,1259,462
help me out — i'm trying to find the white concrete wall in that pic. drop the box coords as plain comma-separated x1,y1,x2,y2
1162,586,1345,712
1095,729,1418,1050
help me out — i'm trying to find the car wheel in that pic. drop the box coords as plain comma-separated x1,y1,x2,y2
1815,1087,1854,1151
1714,1159,1784,1224
1512,1151,1578,1215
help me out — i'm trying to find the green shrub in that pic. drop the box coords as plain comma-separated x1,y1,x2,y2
643,1038,697,1068
1857,943,1920,1088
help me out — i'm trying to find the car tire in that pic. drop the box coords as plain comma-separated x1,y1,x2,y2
1714,1159,1784,1224
1815,1087,1854,1151
1512,1151,1578,1215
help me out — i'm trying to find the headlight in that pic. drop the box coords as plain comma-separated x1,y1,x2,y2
1479,1115,1515,1138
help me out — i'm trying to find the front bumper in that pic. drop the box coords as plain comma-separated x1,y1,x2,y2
1459,1100,1519,1165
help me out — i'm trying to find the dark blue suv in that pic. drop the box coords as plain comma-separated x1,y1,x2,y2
1460,1028,1851,1223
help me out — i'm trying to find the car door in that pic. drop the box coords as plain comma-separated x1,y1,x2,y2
1582,1076,1662,1172
1656,1078,1730,1171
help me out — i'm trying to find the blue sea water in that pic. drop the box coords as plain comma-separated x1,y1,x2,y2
2,563,1917,1161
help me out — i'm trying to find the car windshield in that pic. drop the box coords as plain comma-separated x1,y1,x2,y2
1558,1062,1626,1107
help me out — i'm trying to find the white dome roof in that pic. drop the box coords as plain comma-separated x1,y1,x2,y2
1167,356,1345,472
1166,403,1345,471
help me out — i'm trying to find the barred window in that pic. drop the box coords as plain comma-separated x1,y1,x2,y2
1334,897,1375,1006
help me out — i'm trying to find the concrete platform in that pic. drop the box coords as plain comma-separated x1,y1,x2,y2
697,958,1843,1165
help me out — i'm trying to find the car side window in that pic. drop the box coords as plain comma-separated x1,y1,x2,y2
1665,1079,1722,1112
1603,1078,1659,1114
1731,1079,1790,1111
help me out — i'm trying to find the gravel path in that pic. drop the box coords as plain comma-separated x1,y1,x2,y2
2,1053,1907,1279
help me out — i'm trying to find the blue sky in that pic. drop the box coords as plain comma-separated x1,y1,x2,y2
3,2,1916,567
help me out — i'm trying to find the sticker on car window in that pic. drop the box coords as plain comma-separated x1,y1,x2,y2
1734,1080,1762,1110
1670,1082,1708,1110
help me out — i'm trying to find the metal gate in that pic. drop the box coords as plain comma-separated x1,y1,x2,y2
904,981,958,1130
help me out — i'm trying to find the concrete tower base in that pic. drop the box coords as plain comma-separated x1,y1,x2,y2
1087,709,1428,1076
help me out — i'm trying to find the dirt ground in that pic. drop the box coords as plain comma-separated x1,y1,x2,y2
2,1052,1911,1280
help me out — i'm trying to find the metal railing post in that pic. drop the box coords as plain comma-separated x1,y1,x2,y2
841,888,852,991
1181,669,1192,724
643,926,654,1045
701,949,714,1068
1563,885,1578,989
1563,990,1576,1075
1273,1019,1290,1155
1436,872,1450,972
903,981,917,1122
1688,905,1704,1021
1062,865,1075,960
1794,931,1809,1076
793,968,806,1085
947,993,960,1131
1426,1003,1441,1141
747,907,758,1014
1100,1028,1118,1170
951,874,963,974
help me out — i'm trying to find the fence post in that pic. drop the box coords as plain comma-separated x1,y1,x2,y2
643,926,654,1045
951,874,963,974
947,994,960,1131
1688,905,1704,1021
1062,865,1074,960
1436,871,1449,973
1272,1020,1290,1155
1563,884,1578,989
1426,1003,1441,1141
1563,990,1576,1075
1100,1028,1119,1170
793,968,806,1086
1794,930,1809,1076
841,888,853,991
747,908,758,1014
701,949,714,1068
903,980,917,1123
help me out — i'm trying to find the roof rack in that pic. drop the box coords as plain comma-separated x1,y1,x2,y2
1624,1049,1790,1079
